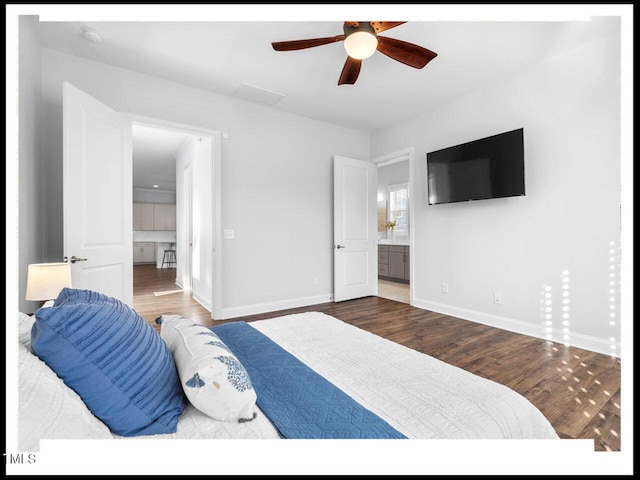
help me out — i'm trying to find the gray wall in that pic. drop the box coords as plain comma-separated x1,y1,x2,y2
16,17,624,353
371,30,622,354
17,16,43,314
36,48,370,317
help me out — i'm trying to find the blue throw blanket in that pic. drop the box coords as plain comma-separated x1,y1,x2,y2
212,321,406,439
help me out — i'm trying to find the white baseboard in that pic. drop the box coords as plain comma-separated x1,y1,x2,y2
192,292,212,313
412,297,620,357
219,293,334,321
172,280,212,315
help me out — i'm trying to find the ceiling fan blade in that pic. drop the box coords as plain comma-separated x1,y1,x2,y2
272,35,345,51
376,36,437,69
338,56,362,85
370,21,406,33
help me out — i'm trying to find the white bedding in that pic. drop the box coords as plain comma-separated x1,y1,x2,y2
119,312,558,441
252,312,558,439
21,310,558,446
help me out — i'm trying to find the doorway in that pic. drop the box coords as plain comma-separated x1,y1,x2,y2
378,279,410,304
62,83,221,318
130,115,222,320
132,123,188,296
374,148,414,305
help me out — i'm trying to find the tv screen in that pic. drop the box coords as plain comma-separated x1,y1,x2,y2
426,128,525,205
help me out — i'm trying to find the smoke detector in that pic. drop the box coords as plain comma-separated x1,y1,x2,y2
82,27,102,43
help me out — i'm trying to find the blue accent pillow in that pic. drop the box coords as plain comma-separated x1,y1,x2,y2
31,289,185,437
53,287,119,307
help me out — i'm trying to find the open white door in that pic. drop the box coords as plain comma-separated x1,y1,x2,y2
333,155,378,302
63,82,133,305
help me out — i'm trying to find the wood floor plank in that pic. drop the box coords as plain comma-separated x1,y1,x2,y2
132,264,622,451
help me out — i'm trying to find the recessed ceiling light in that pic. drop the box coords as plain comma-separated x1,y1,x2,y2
152,185,159,188
82,27,102,43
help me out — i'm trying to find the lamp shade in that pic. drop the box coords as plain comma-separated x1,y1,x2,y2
25,263,73,301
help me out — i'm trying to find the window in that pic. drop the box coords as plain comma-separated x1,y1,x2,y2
388,183,409,238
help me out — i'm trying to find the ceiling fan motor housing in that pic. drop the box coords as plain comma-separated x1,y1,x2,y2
343,22,377,38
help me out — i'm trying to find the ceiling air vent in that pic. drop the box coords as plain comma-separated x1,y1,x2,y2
232,83,285,106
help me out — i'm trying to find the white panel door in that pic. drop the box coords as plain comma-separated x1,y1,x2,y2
333,155,377,302
63,82,133,305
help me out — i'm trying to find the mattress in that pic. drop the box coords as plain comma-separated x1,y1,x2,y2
122,312,558,440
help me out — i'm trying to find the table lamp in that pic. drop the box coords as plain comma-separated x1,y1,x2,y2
25,262,73,305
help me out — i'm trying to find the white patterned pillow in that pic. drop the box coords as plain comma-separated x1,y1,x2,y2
157,315,257,422
18,341,113,451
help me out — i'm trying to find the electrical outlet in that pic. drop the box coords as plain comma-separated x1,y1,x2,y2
442,283,449,294
493,292,502,305
313,277,320,285
223,229,234,239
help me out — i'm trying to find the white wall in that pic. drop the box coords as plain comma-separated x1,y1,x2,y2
132,231,176,243
16,21,622,353
377,161,409,205
38,49,370,318
132,188,176,204
175,136,213,310
371,32,622,355
17,16,43,314
176,139,193,294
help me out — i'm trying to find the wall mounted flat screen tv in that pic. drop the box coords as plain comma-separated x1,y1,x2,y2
426,128,525,205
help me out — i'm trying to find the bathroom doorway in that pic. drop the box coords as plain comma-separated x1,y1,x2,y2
374,148,414,305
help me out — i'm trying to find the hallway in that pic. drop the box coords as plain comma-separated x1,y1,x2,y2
133,264,210,331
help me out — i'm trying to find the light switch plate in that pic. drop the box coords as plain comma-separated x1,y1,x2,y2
224,229,234,239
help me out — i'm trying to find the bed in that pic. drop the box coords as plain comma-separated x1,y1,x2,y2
18,288,559,452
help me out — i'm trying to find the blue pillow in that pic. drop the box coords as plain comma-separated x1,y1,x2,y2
54,287,118,306
31,289,185,437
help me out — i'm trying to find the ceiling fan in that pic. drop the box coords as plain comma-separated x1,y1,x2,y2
271,21,437,86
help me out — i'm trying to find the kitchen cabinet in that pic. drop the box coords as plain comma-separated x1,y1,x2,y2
133,203,176,231
165,204,176,230
378,246,389,277
133,203,154,230
153,204,176,231
378,245,409,283
133,242,156,264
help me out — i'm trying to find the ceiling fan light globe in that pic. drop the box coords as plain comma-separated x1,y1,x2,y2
344,31,378,60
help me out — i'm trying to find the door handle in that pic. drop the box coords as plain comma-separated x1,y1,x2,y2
335,245,346,249
69,255,88,263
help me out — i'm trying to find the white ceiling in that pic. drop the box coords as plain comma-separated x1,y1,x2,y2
32,6,621,192
131,124,196,192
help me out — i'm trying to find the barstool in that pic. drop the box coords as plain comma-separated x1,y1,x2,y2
162,243,176,268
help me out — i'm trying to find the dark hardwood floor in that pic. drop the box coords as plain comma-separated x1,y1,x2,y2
133,264,621,451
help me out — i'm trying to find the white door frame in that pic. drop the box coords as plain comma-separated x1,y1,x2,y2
373,147,415,305
183,164,193,292
126,113,222,320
